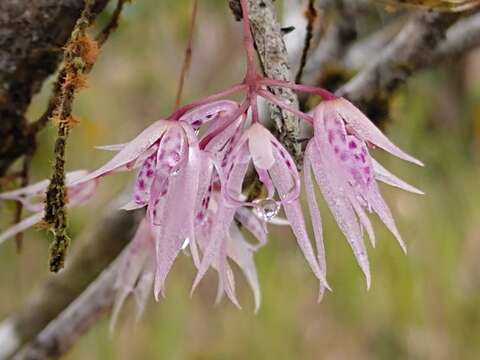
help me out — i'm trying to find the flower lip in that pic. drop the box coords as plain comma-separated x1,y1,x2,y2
178,100,239,128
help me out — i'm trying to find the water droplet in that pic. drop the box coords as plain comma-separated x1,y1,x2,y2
170,167,181,176
254,198,280,222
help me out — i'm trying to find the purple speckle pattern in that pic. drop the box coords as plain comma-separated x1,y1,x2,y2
132,152,157,206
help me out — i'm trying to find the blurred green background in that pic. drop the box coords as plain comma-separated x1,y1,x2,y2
1,1,480,359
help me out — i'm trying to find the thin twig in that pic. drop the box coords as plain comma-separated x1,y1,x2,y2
295,0,317,84
44,0,98,273
174,0,199,109
43,0,129,272
96,0,128,46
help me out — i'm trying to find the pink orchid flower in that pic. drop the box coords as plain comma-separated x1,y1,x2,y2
303,98,424,288
62,0,423,312
0,170,97,244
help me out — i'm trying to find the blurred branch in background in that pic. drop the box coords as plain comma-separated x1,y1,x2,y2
336,10,480,122
12,239,131,360
337,10,459,107
0,210,141,359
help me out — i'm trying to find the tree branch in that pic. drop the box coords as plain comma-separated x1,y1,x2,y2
0,0,109,176
336,11,459,106
230,0,303,163
12,249,126,360
0,210,141,359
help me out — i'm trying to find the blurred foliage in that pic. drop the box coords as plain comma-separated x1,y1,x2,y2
1,1,480,359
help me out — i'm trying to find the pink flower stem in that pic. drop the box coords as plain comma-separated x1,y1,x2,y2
260,78,337,101
258,90,313,124
239,0,258,84
168,83,247,120
249,93,259,124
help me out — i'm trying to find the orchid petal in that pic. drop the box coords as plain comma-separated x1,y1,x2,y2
307,144,371,289
0,212,44,244
229,224,261,312
269,148,330,290
372,159,424,195
320,98,423,166
369,186,407,253
303,153,328,298
154,144,201,298
95,143,127,151
234,207,268,249
72,120,171,185
247,123,275,170
179,100,239,127
110,219,152,332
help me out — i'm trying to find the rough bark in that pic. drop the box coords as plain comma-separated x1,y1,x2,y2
230,0,303,164
0,0,109,176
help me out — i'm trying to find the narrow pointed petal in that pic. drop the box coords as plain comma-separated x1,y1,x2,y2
229,225,261,312
0,180,49,199
154,145,201,298
303,154,329,293
191,204,236,295
72,120,171,185
307,145,371,288
234,207,267,249
269,150,329,289
110,220,152,333
351,198,376,248
369,187,407,253
321,98,423,166
0,212,44,244
218,240,241,308
372,159,424,195
95,143,127,151
133,269,154,323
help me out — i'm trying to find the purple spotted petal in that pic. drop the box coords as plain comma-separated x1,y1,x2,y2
318,98,423,166
306,143,371,288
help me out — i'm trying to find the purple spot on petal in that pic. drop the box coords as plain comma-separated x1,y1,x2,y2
349,141,357,149
328,131,334,144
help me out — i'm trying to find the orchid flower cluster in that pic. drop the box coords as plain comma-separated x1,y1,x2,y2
0,0,423,315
